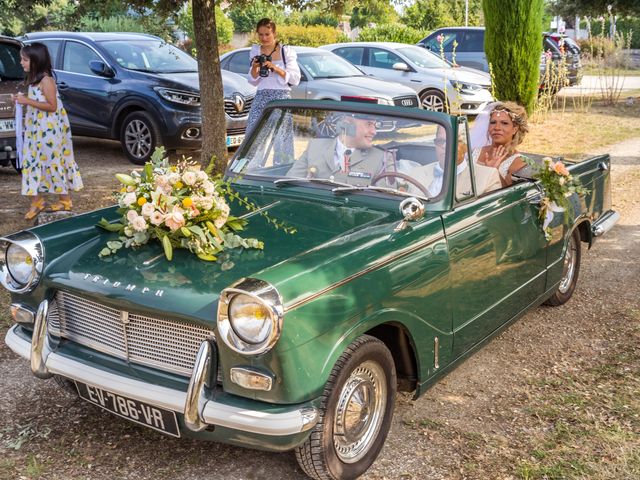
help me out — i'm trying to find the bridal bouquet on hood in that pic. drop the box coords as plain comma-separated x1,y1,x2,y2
98,148,264,261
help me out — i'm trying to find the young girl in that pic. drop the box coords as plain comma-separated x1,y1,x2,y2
14,42,83,220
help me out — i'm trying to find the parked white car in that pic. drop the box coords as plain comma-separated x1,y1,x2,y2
322,42,493,115
220,46,420,109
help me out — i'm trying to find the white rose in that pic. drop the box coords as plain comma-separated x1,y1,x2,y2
168,172,181,184
182,171,197,185
198,196,214,211
132,216,148,232
197,170,208,182
150,211,164,226
126,209,139,223
202,180,215,195
123,192,137,206
155,174,169,187
141,202,156,217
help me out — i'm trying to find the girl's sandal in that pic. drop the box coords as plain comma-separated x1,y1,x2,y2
25,199,47,220
49,199,73,212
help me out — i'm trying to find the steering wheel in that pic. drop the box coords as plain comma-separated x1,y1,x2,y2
371,171,431,197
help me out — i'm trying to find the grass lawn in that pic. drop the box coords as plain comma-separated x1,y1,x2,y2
518,98,640,159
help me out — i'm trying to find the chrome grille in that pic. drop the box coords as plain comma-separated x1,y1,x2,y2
224,94,254,118
48,291,215,376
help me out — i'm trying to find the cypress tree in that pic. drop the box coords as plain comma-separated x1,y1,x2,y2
483,0,544,114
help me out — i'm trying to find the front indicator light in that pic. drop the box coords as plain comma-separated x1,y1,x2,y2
230,367,273,391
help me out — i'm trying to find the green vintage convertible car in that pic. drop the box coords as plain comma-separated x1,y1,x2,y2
1,101,618,479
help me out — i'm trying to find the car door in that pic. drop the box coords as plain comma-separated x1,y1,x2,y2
56,40,115,136
362,47,415,89
420,30,459,64
222,50,251,80
457,30,487,72
442,121,548,357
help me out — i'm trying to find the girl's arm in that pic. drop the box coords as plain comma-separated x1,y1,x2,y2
15,76,58,112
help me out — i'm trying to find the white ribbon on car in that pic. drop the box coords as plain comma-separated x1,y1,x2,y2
15,103,23,169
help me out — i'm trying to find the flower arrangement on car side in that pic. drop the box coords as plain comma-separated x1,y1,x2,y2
525,156,588,240
97,148,271,261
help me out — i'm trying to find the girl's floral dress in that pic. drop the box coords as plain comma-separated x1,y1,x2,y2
21,83,83,196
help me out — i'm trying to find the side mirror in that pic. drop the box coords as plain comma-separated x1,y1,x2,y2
395,197,425,231
89,60,115,78
392,62,410,72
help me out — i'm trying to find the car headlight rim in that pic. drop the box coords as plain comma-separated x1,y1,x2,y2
217,278,284,356
0,232,44,293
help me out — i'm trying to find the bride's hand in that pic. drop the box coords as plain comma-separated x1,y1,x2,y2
482,145,508,168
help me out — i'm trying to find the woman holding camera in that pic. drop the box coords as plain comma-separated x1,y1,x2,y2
246,18,301,136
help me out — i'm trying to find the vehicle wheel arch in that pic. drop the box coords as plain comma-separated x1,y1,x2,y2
111,100,164,139
574,217,593,249
418,87,448,112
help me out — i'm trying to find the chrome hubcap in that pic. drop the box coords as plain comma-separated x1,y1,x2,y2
333,361,387,463
559,235,577,293
421,94,444,112
125,119,152,159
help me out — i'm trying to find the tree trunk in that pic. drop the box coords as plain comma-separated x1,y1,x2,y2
483,0,544,114
192,0,228,175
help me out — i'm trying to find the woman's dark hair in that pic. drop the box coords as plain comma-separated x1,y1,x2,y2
256,18,277,34
20,43,54,86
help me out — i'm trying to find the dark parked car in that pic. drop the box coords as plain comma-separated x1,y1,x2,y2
418,27,582,88
0,35,22,170
22,32,256,164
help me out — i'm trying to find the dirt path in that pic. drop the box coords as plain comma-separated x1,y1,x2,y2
0,137,638,480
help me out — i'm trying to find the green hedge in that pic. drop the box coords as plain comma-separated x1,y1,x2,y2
79,15,172,39
249,25,346,47
357,24,427,44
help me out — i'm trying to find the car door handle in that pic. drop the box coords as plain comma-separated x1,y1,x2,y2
57,82,68,90
527,192,544,205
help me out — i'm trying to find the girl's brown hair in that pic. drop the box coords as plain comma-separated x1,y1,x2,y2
21,43,54,86
256,18,277,33
490,101,529,152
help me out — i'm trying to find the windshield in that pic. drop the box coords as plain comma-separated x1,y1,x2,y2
229,107,456,200
298,52,364,79
0,42,23,81
397,46,449,69
99,40,197,73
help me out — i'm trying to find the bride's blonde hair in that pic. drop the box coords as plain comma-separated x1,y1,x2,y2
490,101,528,153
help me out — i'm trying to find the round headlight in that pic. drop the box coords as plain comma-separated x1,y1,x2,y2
229,293,271,344
6,243,35,286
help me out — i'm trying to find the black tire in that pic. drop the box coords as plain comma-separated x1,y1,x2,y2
10,157,20,173
120,111,162,165
419,89,447,112
295,335,396,480
545,228,581,306
53,375,78,397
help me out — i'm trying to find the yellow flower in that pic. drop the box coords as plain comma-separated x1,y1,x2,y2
137,197,147,206
175,181,184,189
182,197,193,208
120,187,126,193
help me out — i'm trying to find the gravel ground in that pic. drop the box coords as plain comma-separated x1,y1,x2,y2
0,135,638,480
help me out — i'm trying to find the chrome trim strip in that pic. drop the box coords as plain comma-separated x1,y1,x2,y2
285,232,445,311
592,210,619,237
5,326,318,436
31,300,53,379
184,340,214,432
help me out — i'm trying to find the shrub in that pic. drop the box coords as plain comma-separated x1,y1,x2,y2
177,4,233,45
299,10,339,28
79,15,172,40
249,25,343,47
582,16,640,49
227,0,285,33
357,24,427,44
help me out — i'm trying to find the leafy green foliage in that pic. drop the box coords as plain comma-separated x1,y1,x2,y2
297,9,340,27
249,24,344,47
483,0,544,114
78,15,173,39
227,0,286,33
350,0,398,28
177,4,233,45
402,0,483,31
357,24,427,44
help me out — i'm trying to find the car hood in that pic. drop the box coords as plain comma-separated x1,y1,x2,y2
38,192,397,324
435,66,491,86
150,70,256,97
311,76,416,96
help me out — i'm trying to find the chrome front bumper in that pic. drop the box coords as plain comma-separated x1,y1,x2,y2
592,210,619,237
5,316,318,437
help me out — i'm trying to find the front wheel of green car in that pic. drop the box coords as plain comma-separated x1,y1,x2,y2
545,228,582,306
295,335,396,480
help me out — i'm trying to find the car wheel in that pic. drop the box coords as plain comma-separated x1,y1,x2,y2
419,89,447,112
545,228,581,306
295,335,396,480
120,111,162,165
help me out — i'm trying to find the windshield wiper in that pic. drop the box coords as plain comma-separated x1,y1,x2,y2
274,177,353,188
332,185,430,202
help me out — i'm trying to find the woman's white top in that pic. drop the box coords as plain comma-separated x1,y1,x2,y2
472,148,520,179
248,44,301,91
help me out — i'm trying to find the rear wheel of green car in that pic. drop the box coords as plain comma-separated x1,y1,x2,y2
545,228,581,306
295,335,396,480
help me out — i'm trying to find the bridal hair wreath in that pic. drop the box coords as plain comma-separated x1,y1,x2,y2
97,147,295,262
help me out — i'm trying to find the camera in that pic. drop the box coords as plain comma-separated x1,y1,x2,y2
254,54,272,77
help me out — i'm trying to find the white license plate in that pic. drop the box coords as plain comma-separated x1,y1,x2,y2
75,381,180,437
0,119,15,132
226,134,244,147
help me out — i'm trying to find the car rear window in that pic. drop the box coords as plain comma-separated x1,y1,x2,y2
0,42,23,81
